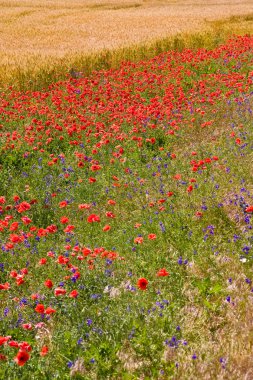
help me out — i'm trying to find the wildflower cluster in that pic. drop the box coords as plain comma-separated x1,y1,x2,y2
0,35,253,378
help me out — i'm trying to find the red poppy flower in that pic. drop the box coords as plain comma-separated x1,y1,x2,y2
30,199,38,205
22,216,32,224
134,237,143,244
45,307,56,315
0,282,10,290
10,234,23,243
8,340,19,348
157,268,169,277
40,346,49,357
69,290,78,298
64,224,75,233
245,206,253,213
39,258,47,265
60,216,69,224
0,336,11,345
107,199,116,205
59,201,68,208
148,234,157,240
16,276,24,286
10,270,17,278
137,278,148,290
0,196,6,204
22,323,32,330
44,279,53,288
57,255,69,264
87,214,100,223
46,224,57,233
14,350,30,366
91,164,101,171
35,304,45,314
9,222,19,231
82,247,92,256
105,211,115,218
54,288,66,296
19,341,32,352
16,201,31,213
78,203,91,210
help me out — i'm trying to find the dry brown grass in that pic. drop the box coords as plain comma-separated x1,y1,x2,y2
163,256,253,380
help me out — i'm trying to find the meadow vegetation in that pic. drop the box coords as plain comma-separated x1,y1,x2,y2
1,2,253,379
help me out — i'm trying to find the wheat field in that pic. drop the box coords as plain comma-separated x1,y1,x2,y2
2,0,253,56
1,0,253,88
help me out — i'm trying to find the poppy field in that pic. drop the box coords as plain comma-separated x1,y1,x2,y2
1,34,253,379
